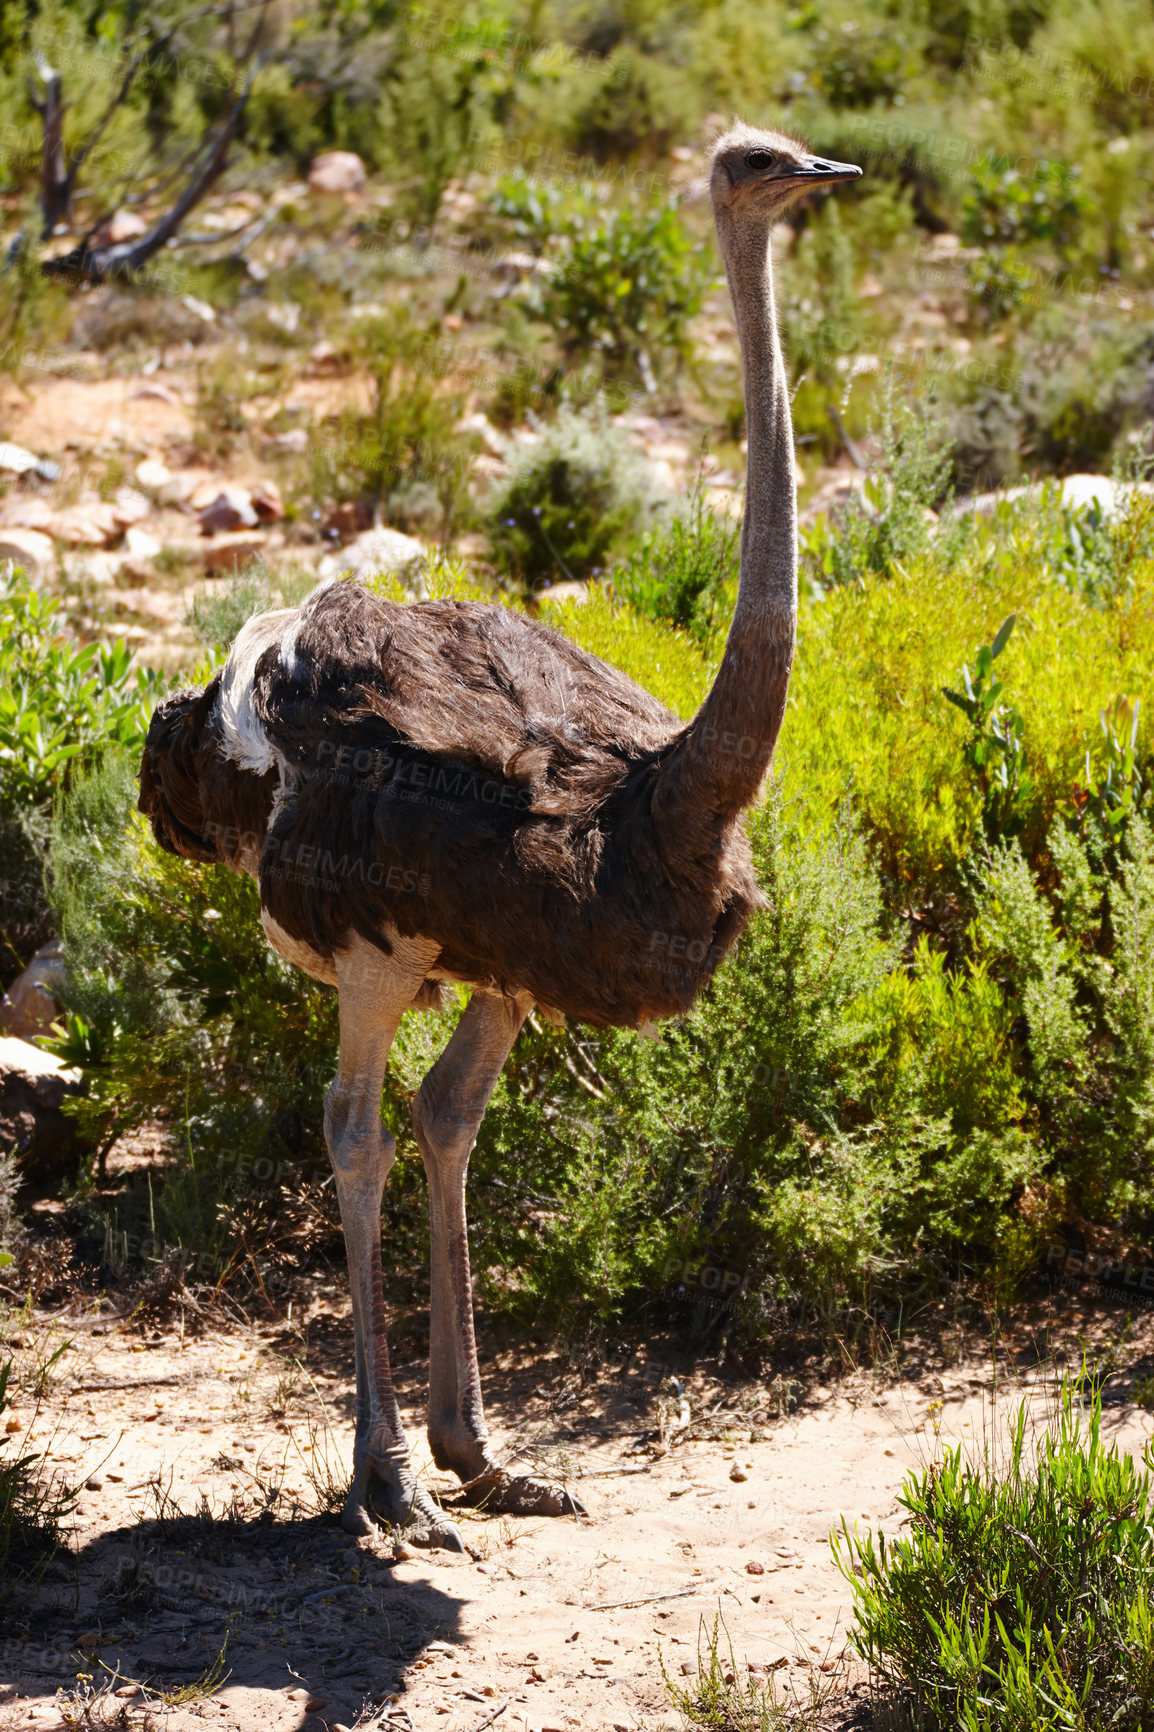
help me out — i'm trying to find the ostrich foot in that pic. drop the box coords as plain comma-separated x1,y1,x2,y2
342,1454,465,1551
460,1467,586,1518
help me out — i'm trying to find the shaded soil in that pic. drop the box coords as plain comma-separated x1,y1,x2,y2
2,1277,1153,1732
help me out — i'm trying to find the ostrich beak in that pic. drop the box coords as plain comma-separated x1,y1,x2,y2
794,154,863,185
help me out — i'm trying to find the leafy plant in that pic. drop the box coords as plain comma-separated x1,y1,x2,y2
800,381,953,592
487,400,653,590
0,1355,76,1570
494,178,713,383
942,614,1034,843
0,569,159,812
835,1375,1154,1732
614,470,739,646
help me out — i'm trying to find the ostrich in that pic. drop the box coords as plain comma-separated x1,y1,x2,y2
138,124,861,1548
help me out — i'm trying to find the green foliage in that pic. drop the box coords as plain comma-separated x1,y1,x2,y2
942,613,1035,844
314,309,475,540
613,473,739,646
486,401,653,590
801,382,953,592
0,569,158,813
835,1377,1154,1732
962,155,1090,257
0,1356,75,1570
493,177,713,381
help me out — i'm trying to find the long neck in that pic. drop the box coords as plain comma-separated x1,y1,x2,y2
653,203,797,829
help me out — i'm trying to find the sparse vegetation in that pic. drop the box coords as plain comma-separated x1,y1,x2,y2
836,1377,1154,1731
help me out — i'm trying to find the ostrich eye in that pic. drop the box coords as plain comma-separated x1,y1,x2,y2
744,150,780,172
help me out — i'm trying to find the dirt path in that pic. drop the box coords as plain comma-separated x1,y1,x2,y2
2,1297,1152,1732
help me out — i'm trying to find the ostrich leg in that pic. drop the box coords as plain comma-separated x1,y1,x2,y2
413,988,585,1518
327,934,462,1547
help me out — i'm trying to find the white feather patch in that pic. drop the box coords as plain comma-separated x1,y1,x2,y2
217,608,295,774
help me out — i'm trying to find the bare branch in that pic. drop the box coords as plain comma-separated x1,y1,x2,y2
43,58,264,284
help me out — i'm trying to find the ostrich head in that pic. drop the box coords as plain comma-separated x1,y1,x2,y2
138,681,221,863
709,122,861,215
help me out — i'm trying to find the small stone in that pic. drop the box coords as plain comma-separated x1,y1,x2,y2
729,1463,749,1482
198,486,257,535
884,1447,896,1457
202,531,267,574
101,210,147,244
745,1559,764,1575
135,458,172,492
251,478,284,522
0,441,41,475
77,1632,101,1649
114,1685,139,1699
0,527,56,580
4,1416,20,1432
303,1696,326,1713
124,526,161,560
308,151,366,194
85,1476,103,1491
393,1540,416,1562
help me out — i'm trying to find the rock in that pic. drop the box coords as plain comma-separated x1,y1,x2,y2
50,503,120,547
198,487,258,534
318,526,426,586
272,427,310,453
203,531,267,574
0,943,64,1041
954,472,1154,520
111,487,152,527
60,549,123,587
0,442,41,476
745,1558,765,1574
308,151,366,194
134,458,172,493
84,1476,103,1491
729,1462,749,1483
324,500,373,541
124,526,161,560
538,580,591,606
1,498,54,530
305,340,343,376
303,1697,326,1714
158,473,198,508
128,381,182,406
250,478,284,522
393,1540,417,1562
0,527,56,580
0,1036,83,1180
99,210,147,245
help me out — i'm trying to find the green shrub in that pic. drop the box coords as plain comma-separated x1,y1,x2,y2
487,401,654,590
313,309,476,541
0,568,160,987
493,177,713,383
0,1355,75,1571
835,1377,1154,1732
800,381,954,594
613,472,739,647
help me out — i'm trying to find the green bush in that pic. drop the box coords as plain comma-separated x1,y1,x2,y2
836,1377,1154,1731
0,568,160,987
613,473,739,647
493,177,713,383
486,401,654,590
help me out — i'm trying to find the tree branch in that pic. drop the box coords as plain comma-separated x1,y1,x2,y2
42,58,264,284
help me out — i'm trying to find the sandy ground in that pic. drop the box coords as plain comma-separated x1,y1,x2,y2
2,1289,1152,1732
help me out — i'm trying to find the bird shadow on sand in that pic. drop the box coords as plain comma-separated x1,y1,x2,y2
1,1510,465,1724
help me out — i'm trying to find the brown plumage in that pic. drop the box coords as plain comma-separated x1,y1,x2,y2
140,583,762,1027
